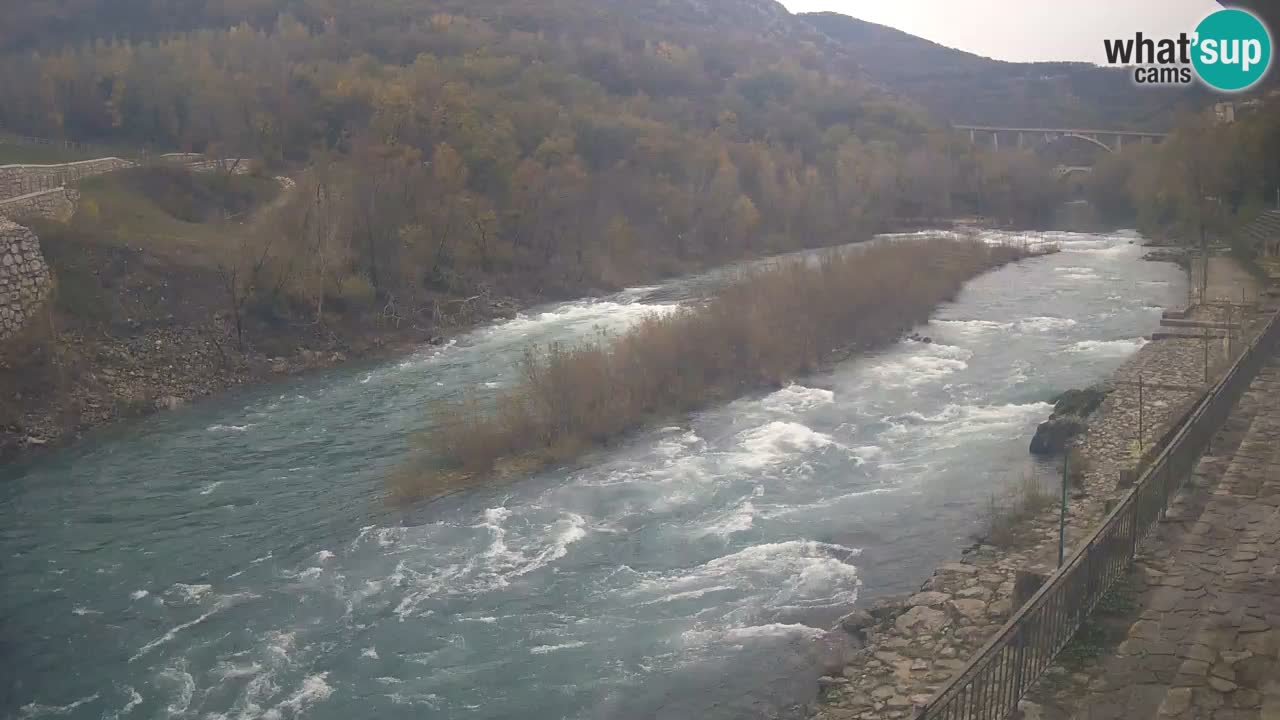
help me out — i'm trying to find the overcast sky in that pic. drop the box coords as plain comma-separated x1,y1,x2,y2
779,0,1224,64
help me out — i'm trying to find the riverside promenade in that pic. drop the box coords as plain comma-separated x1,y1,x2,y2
1026,351,1280,719
812,257,1273,720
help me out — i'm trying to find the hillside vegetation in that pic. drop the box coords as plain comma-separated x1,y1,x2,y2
0,0,1073,343
1081,99,1280,245
799,13,1203,130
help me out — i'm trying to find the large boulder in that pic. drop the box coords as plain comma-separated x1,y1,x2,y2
1029,416,1085,455
1050,387,1108,417
1029,386,1108,456
894,605,949,635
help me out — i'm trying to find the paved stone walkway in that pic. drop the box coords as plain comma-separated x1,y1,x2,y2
1032,358,1280,720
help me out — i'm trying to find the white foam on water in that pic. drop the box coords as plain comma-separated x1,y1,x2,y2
129,589,149,601
158,665,195,717
640,585,739,605
494,300,679,338
361,647,379,660
728,422,835,470
877,230,968,242
761,384,835,414
934,319,1014,335
1056,265,1100,278
1070,338,1148,356
206,424,255,433
1068,241,1137,257
392,510,589,620
315,550,335,562
18,693,99,718
351,526,405,549
213,661,263,680
681,622,825,648
71,606,101,616
105,687,142,720
1007,361,1031,385
652,429,704,459
696,500,756,537
867,342,972,389
884,402,1053,445
759,487,897,519
262,673,332,719
632,540,861,615
264,631,297,663
852,445,883,460
1017,316,1078,333
199,481,222,495
165,583,212,604
529,641,588,655
132,592,256,661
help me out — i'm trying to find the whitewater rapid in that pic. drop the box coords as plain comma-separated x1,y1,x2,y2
1,230,1186,720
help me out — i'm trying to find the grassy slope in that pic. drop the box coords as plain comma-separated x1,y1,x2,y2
71,168,279,262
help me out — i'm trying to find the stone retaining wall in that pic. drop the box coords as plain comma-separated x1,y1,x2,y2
183,159,252,175
0,187,78,222
0,218,52,341
0,157,136,200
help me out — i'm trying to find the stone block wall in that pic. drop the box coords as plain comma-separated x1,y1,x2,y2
0,218,52,341
0,187,78,222
0,157,136,200
184,159,252,175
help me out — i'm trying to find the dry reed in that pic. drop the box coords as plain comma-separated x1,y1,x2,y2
391,237,1043,501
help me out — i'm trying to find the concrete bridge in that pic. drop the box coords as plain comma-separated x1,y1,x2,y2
954,125,1170,153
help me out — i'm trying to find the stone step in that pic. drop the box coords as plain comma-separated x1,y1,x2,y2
1159,318,1241,330
1151,331,1228,341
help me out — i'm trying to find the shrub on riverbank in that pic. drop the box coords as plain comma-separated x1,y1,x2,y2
981,472,1057,548
392,237,1044,501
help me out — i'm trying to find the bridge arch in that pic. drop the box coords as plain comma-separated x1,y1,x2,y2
1058,133,1114,154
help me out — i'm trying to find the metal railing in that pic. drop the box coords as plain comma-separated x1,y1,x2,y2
915,306,1280,720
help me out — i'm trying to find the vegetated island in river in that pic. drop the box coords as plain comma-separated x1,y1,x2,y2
391,235,1054,502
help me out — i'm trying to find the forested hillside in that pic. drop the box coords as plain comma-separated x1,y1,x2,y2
1083,99,1280,245
800,12,1204,130
0,0,1070,320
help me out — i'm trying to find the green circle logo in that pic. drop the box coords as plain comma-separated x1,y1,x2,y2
1192,8,1272,92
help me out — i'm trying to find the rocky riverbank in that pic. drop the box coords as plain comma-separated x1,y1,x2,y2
810,298,1273,720
0,292,521,462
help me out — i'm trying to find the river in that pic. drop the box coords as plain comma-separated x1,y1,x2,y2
1,230,1185,720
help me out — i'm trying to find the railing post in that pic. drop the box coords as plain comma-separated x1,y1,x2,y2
1129,494,1139,559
